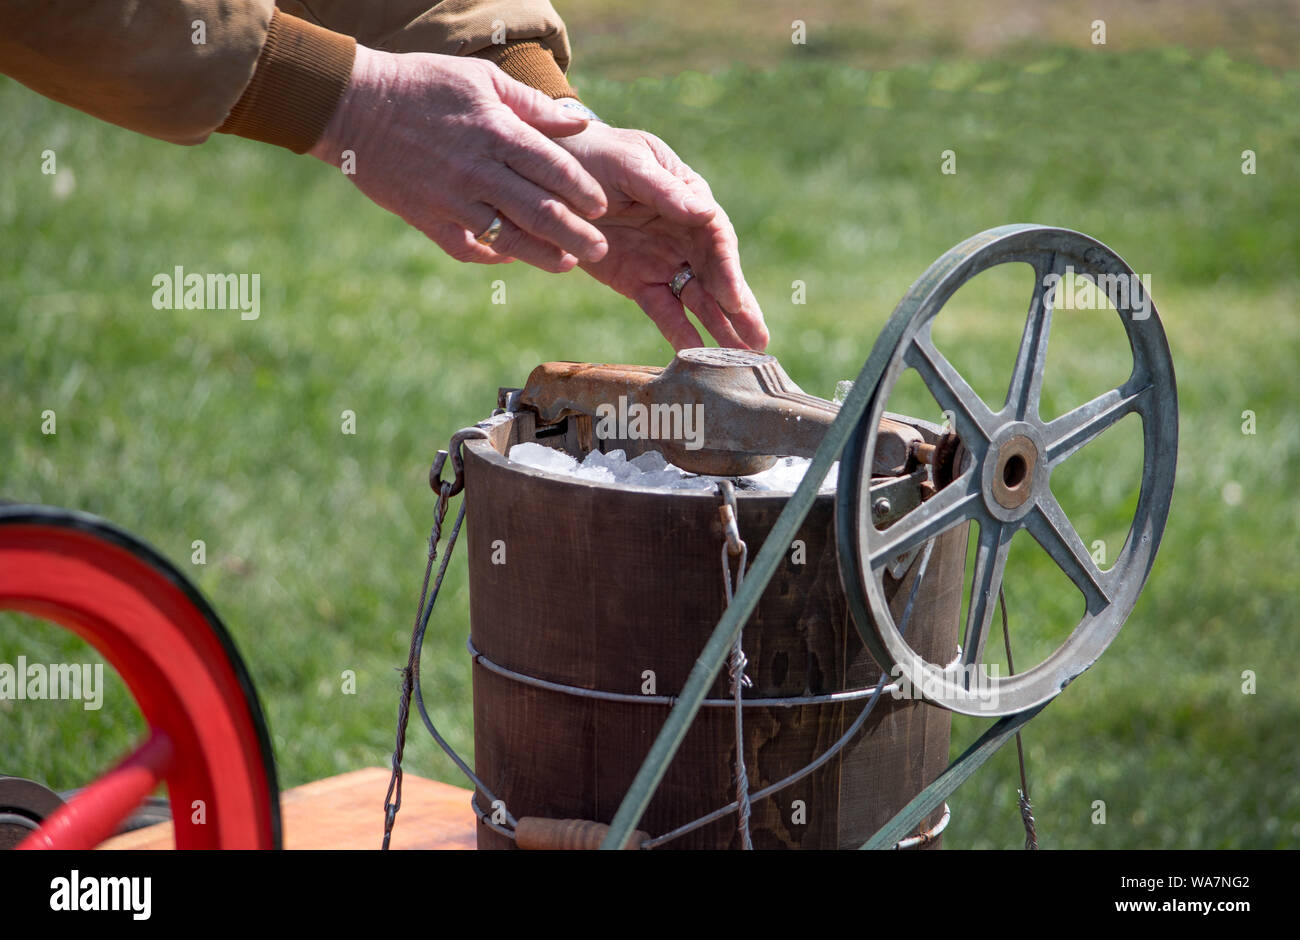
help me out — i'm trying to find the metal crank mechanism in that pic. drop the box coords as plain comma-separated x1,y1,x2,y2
600,224,1179,849
518,348,932,479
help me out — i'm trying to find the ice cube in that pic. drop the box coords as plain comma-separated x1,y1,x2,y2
581,448,625,473
574,465,616,484
632,469,684,488
628,450,669,473
509,441,837,493
669,475,719,491
508,442,578,475
742,456,840,493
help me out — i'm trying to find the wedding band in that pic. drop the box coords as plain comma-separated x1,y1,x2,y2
475,215,503,247
669,266,695,299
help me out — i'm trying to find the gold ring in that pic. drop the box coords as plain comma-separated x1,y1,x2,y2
475,215,503,247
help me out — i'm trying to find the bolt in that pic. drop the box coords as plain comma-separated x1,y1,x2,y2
872,497,891,518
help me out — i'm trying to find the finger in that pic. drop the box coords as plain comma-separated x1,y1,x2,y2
617,154,715,226
700,258,768,350
471,165,608,262
460,204,579,273
691,217,769,350
501,123,608,219
419,219,516,265
680,277,749,349
639,133,719,221
633,284,704,351
733,280,769,350
491,69,590,139
693,213,748,312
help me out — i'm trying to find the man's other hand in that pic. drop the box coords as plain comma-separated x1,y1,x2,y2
556,123,768,351
310,47,609,273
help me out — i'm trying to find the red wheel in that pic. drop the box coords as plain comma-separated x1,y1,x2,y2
0,504,280,849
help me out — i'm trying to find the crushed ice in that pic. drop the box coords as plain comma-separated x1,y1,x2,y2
508,442,837,493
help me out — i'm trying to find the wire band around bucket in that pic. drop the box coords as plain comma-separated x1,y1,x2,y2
466,638,961,708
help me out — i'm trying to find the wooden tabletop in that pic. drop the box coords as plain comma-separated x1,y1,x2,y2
99,767,478,850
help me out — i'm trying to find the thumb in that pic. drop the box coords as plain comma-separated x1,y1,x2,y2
491,71,589,138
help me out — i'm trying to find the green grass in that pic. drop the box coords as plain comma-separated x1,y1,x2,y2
2,44,1297,848
561,0,1300,76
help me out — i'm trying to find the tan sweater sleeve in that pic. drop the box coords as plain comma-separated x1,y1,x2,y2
277,0,577,97
0,0,280,146
0,0,576,154
226,1,577,152
216,10,356,152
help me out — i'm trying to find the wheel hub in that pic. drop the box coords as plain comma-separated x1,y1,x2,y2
981,423,1046,521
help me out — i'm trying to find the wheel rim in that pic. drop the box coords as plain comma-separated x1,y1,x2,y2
0,504,281,848
837,225,1178,716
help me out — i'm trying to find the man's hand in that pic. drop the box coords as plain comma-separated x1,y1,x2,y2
556,123,769,351
310,46,610,272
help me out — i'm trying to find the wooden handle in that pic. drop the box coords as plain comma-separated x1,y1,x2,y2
515,816,649,850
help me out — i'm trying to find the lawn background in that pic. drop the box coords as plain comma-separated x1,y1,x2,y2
2,1,1297,848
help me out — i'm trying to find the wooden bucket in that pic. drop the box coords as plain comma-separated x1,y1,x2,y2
464,409,965,849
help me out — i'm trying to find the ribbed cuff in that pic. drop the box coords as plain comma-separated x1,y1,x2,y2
472,40,577,100
218,10,357,154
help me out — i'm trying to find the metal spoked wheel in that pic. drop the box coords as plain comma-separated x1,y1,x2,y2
837,224,1178,717
0,504,281,848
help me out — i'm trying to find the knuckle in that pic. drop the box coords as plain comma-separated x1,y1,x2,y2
467,57,497,86
522,145,564,185
490,225,525,256
637,130,668,153
479,123,515,162
535,198,571,231
456,155,495,192
510,198,544,233
623,153,657,181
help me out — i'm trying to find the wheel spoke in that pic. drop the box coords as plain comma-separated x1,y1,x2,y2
961,521,1014,669
1025,493,1111,614
1043,380,1152,467
17,729,173,850
1005,252,1062,420
869,469,982,570
905,331,997,445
